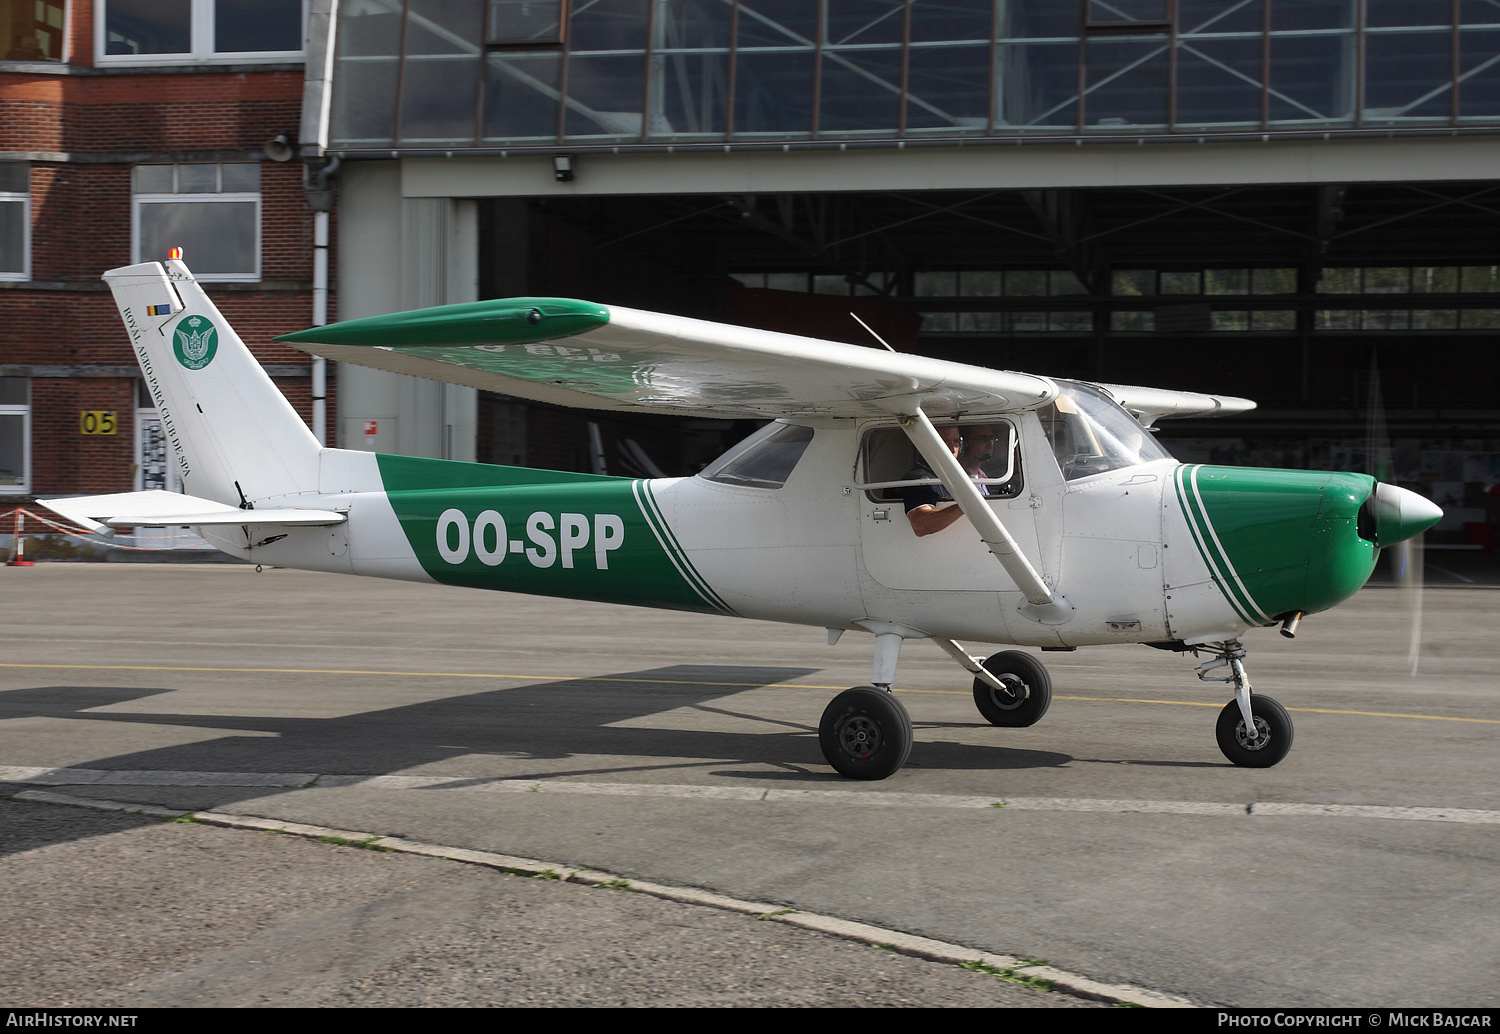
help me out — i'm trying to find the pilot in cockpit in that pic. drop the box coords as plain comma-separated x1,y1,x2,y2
901,423,999,537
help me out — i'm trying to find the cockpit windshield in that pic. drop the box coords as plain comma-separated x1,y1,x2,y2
1037,381,1171,480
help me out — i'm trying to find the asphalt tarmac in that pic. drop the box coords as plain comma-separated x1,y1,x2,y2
2,564,1497,1007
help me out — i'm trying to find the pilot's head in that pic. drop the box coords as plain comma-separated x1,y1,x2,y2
961,424,995,471
938,424,962,457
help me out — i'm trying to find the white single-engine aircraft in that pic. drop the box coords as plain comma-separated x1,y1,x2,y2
44,258,1443,780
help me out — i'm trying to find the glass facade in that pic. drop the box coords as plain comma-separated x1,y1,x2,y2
330,1,1500,150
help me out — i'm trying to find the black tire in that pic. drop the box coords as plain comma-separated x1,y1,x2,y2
972,651,1052,728
819,686,914,780
1215,695,1294,768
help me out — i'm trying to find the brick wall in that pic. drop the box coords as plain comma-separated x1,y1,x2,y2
0,9,329,497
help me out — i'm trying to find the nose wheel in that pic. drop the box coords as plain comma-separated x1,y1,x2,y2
1197,640,1295,768
1215,695,1294,768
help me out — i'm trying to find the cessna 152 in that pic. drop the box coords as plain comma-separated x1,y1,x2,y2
44,258,1442,780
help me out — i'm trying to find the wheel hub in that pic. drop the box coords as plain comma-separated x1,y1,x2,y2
836,715,881,759
1236,716,1271,750
986,675,1026,710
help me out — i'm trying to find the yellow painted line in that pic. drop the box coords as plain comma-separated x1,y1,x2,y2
2,663,1494,725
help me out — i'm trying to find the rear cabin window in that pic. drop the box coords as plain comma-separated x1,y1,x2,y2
698,422,814,489
858,421,1022,503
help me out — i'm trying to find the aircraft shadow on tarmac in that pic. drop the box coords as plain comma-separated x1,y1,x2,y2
1,665,1073,849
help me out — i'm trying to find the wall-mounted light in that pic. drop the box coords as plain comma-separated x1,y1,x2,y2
552,154,575,183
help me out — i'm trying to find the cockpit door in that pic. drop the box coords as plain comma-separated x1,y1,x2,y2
856,418,1049,592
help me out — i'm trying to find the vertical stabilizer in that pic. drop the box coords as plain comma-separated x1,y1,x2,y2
104,259,321,506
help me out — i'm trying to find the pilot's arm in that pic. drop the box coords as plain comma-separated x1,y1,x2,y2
901,476,966,537
907,501,965,537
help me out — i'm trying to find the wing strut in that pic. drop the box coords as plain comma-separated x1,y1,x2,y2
898,409,1073,625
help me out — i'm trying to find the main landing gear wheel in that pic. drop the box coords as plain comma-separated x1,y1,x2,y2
972,651,1052,728
1215,695,1294,768
819,686,913,780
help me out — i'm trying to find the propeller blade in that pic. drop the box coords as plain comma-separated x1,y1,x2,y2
1399,532,1426,677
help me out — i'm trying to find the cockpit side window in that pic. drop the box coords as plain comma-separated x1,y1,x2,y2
857,420,1023,503
1038,382,1171,480
698,422,814,489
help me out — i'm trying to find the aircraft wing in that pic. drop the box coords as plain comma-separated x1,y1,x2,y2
39,490,346,534
1091,382,1256,427
276,299,1057,419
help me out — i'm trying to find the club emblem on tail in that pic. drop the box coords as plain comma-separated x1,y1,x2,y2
173,315,218,370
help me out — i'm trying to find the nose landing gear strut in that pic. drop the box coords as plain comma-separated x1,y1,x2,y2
1197,640,1294,768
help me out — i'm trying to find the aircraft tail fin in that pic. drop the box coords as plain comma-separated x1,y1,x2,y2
103,259,321,506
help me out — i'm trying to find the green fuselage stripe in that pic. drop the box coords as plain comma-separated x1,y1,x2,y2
632,480,736,616
1173,465,1262,627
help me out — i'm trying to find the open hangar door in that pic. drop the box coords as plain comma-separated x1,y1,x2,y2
475,184,1500,561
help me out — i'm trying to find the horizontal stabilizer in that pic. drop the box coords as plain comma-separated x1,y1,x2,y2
39,490,346,532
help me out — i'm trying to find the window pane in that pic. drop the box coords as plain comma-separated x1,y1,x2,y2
648,0,732,140
1251,310,1296,330
914,271,957,296
1252,268,1296,294
1205,269,1248,294
1085,37,1171,129
921,311,958,331
1161,271,1200,294
0,413,25,487
487,0,564,43
1413,267,1458,293
483,52,563,141
132,164,174,193
905,44,991,133
3,0,66,60
910,0,992,43
960,271,1003,296
106,0,192,56
1048,310,1093,332
1317,268,1360,292
1268,35,1353,122
1461,265,1500,292
332,0,404,145
1412,309,1458,328
737,0,817,48
400,0,483,143
1112,310,1153,330
820,46,902,134
0,377,25,404
1111,269,1155,295
177,164,218,193
1176,36,1263,127
1049,270,1088,295
1211,310,1249,330
1364,29,1454,121
1460,309,1500,328
813,274,848,295
220,163,260,192
1363,267,1410,293
1460,26,1500,118
0,163,25,193
960,311,1007,332
1178,0,1262,34
734,50,815,137
1090,0,1167,21
215,0,303,53
0,199,26,274
563,0,648,140
765,272,807,291
1007,270,1048,295
1367,0,1452,29
138,200,257,276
